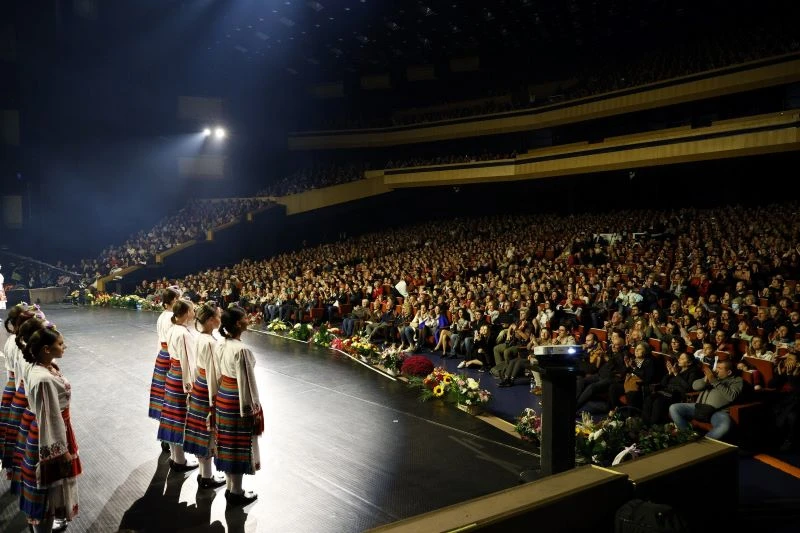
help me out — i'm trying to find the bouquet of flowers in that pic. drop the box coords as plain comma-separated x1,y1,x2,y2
636,422,699,456
246,312,263,327
288,322,312,342
125,295,144,309
379,345,406,372
266,318,290,333
92,293,111,307
342,335,379,361
413,367,454,401
330,337,346,352
575,412,633,466
515,408,542,446
446,374,492,408
575,412,698,466
400,355,434,377
312,324,337,348
140,298,160,312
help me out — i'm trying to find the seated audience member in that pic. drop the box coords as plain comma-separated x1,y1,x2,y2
641,352,702,425
668,360,744,440
769,352,800,451
459,324,494,371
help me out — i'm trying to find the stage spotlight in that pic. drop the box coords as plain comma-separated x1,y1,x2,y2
215,127,226,139
202,128,212,136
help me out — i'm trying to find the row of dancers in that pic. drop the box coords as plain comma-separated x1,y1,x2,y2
1,303,80,533
148,288,263,505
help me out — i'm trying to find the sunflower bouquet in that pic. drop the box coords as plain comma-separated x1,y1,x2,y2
414,367,455,401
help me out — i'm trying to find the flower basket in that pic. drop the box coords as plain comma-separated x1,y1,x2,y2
342,336,379,362
330,337,345,352
514,408,542,447
311,324,336,347
446,374,492,409
573,412,699,466
266,318,291,334
457,403,481,416
288,322,312,342
400,355,434,377
379,345,406,373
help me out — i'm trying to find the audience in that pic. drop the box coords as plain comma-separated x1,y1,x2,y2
297,20,798,131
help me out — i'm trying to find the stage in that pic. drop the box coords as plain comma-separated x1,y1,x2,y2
0,306,538,533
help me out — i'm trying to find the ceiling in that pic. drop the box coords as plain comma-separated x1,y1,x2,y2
202,0,696,79
17,0,795,91
177,0,732,81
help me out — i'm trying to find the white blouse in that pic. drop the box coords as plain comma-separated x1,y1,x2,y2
3,334,16,373
197,333,221,405
156,310,174,345
167,324,196,390
27,364,71,462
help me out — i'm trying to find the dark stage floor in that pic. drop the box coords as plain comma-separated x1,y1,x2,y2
0,306,538,533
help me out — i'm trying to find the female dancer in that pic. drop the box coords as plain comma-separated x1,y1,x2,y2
215,305,260,505
157,299,199,472
6,310,45,493
1,303,27,471
20,322,82,533
149,288,181,422
183,302,226,488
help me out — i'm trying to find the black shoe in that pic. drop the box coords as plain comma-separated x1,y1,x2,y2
498,379,513,388
53,519,68,532
197,473,226,489
225,489,258,506
169,459,199,473
160,441,170,454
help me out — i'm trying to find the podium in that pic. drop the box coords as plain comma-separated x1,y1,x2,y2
524,345,585,479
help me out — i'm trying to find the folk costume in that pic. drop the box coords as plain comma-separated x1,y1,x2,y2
183,332,220,458
148,308,174,420
0,334,18,471
214,338,261,475
157,322,196,445
20,363,82,526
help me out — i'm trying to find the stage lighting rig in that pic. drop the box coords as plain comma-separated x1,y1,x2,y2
202,126,227,140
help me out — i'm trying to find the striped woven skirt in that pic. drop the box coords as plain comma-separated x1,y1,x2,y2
4,381,28,482
148,343,171,420
21,407,81,523
183,368,213,458
0,370,16,466
157,359,188,444
11,407,35,494
213,375,259,475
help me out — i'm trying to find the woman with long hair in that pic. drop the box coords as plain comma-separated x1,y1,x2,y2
183,302,226,489
19,322,82,533
641,352,702,425
157,299,199,472
214,305,260,505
